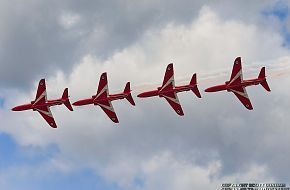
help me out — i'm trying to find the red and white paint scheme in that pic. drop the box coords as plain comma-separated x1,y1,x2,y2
72,72,135,123
12,79,73,128
205,57,271,110
137,63,201,116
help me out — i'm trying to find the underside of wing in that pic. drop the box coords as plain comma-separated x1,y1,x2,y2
162,92,184,116
96,100,119,123
36,106,57,128
34,79,47,105
95,72,109,100
230,86,253,110
229,57,243,85
160,63,175,92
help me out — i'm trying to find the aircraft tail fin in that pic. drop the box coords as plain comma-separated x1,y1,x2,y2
190,74,201,98
258,67,271,92
258,67,266,79
62,88,74,111
124,82,135,106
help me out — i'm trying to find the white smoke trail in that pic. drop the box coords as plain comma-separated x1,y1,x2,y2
131,56,290,93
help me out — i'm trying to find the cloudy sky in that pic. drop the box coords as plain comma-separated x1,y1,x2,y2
1,0,290,189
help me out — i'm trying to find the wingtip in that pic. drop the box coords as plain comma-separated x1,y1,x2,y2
167,63,173,70
113,119,119,123
50,124,57,128
234,57,241,64
246,105,253,110
39,78,45,85
176,109,184,116
110,116,119,123
100,72,107,79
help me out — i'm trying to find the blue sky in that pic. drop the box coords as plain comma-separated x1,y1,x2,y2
0,133,121,190
263,1,290,46
263,1,289,20
0,97,4,108
1,1,290,190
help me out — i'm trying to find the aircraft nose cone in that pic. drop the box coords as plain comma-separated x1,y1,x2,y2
204,86,217,92
204,88,211,92
11,106,19,111
72,100,83,106
11,107,22,111
137,93,143,98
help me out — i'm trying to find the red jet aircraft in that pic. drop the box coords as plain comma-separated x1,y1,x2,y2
205,57,271,110
72,72,135,123
137,63,201,116
12,79,73,128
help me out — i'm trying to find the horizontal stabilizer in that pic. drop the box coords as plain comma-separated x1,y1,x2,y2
258,67,271,92
124,82,135,106
190,74,201,98
192,87,201,98
62,88,73,111
261,81,271,92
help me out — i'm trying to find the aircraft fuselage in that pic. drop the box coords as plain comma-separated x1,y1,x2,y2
205,78,265,92
12,98,66,111
137,84,198,98
73,93,130,106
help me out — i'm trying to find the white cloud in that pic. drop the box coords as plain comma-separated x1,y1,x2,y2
59,11,81,29
100,151,273,190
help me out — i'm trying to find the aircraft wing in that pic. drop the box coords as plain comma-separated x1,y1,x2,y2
35,106,57,128
160,63,175,92
95,72,109,100
96,100,119,123
230,86,253,110
228,57,243,85
33,79,47,105
162,92,184,116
